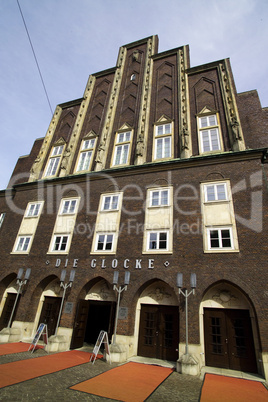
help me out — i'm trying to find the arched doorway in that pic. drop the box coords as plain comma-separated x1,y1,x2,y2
201,282,259,374
0,279,20,330
71,279,116,349
136,280,179,361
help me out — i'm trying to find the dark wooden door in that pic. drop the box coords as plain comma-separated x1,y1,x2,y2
39,296,61,337
0,293,20,330
85,301,116,344
138,304,179,361
204,308,257,373
70,300,90,349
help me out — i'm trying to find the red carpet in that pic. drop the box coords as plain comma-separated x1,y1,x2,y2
200,373,268,402
70,362,173,402
0,342,43,355
0,350,102,388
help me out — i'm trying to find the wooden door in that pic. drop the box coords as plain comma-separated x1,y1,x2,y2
39,296,61,337
138,304,179,361
204,308,257,373
0,293,19,330
70,300,90,349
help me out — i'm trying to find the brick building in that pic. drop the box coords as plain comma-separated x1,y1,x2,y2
0,35,267,379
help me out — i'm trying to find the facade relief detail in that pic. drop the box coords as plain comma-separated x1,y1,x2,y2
135,37,155,165
219,62,245,151
95,47,127,171
178,47,192,159
29,105,62,182
60,75,96,176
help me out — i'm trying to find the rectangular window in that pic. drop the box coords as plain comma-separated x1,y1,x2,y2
44,145,64,177
147,231,168,250
204,183,227,202
207,228,233,249
102,195,119,211
113,131,131,166
15,236,32,252
96,234,114,251
76,139,95,172
150,189,169,206
0,213,6,228
26,203,42,217
154,123,172,160
198,114,221,153
52,235,69,251
60,199,78,214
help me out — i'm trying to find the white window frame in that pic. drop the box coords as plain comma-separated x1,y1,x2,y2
26,202,42,217
102,195,119,211
14,235,32,253
198,114,222,154
60,199,78,215
44,145,64,177
207,227,233,250
149,189,169,207
76,138,96,172
112,131,132,166
204,183,228,202
147,231,169,251
153,123,173,160
95,233,114,252
52,234,70,252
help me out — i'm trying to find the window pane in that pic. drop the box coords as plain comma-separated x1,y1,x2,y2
217,184,226,200
62,201,70,214
69,200,77,213
221,229,231,247
156,138,163,159
97,235,105,250
114,146,122,165
157,125,163,136
164,137,171,157
103,197,111,210
161,190,168,205
122,144,129,164
151,191,159,206
111,196,119,210
208,115,217,126
165,124,171,134
60,236,68,251
202,131,210,152
105,234,113,250
200,117,208,128
210,230,219,248
125,132,131,142
206,186,215,201
23,237,30,251
159,232,167,249
118,133,124,143
211,129,220,150
149,233,157,249
54,236,61,250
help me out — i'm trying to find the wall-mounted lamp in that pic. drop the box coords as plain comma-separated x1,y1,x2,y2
54,269,76,336
112,271,130,344
8,268,31,328
177,273,196,356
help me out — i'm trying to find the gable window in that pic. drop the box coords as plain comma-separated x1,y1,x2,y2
60,199,78,215
113,131,132,166
150,189,169,207
207,228,233,249
102,195,119,211
52,235,69,251
44,145,64,177
154,123,172,160
96,233,114,251
198,114,221,153
26,203,42,217
15,236,32,252
76,138,95,172
147,231,168,250
204,183,227,202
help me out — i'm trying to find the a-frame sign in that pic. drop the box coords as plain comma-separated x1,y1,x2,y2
28,323,48,353
90,330,111,364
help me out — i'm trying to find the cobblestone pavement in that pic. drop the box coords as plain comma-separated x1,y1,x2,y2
0,348,203,401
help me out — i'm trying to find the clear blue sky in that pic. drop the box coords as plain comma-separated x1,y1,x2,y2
0,0,267,190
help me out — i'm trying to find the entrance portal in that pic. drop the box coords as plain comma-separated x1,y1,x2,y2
204,308,257,373
38,296,61,337
138,304,179,361
0,293,20,330
71,300,115,349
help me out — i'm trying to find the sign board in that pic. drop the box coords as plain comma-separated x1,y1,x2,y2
90,330,111,364
119,307,128,320
28,323,48,353
64,302,73,314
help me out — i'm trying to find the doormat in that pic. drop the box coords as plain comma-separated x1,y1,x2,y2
0,350,102,389
70,362,174,402
0,342,43,356
200,373,268,402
